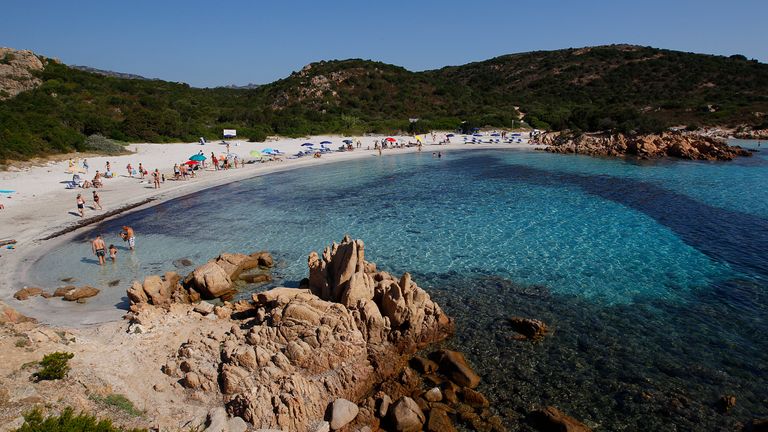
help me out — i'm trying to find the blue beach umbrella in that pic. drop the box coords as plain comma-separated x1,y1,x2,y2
490,133,501,137
261,147,276,154
473,133,483,137
446,134,455,137
189,154,207,161
320,141,332,145
342,139,353,144
301,143,314,147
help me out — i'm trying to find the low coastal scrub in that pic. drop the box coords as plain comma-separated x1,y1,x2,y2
1,45,766,161
88,394,143,417
33,351,73,381
14,408,146,432
82,134,129,155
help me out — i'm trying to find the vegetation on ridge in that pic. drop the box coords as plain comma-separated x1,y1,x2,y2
1,44,767,161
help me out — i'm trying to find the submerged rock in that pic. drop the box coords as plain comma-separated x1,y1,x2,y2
13,287,44,301
172,258,195,268
508,316,548,340
430,350,481,389
62,286,99,301
528,406,592,432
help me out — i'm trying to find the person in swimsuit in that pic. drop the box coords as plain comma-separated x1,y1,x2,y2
92,191,102,210
120,226,136,250
92,235,106,265
76,194,85,217
108,244,118,262
152,169,160,188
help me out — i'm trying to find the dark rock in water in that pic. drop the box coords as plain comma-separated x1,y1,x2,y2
60,277,76,283
429,350,481,389
107,279,120,287
239,273,272,284
743,418,768,432
460,387,489,408
528,406,592,432
716,395,737,413
410,356,438,374
508,316,548,340
172,258,194,268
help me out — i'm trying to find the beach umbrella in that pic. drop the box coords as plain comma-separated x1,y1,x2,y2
473,133,483,137
184,160,199,166
189,154,207,161
250,150,262,158
490,133,501,137
385,137,397,142
320,140,332,145
342,139,353,144
301,143,314,147
261,147,276,154
446,134,455,137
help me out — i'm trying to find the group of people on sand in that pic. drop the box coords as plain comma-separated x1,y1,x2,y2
90,226,135,265
75,191,102,217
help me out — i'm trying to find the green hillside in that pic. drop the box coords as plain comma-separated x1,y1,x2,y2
1,44,766,161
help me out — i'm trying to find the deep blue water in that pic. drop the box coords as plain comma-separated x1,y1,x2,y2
29,143,768,430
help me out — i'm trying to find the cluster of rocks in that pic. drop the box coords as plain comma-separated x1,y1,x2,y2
133,237,454,431
13,285,100,303
536,131,752,161
127,251,273,308
733,128,768,141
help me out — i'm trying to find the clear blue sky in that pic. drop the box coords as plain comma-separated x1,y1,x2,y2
2,0,766,87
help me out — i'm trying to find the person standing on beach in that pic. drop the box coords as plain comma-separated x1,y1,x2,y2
138,163,145,179
92,235,106,265
76,194,86,217
211,152,218,170
152,169,160,188
126,163,133,177
120,226,136,251
83,159,89,173
92,191,102,210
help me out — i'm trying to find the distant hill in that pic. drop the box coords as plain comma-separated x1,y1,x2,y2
1,44,767,161
70,65,153,81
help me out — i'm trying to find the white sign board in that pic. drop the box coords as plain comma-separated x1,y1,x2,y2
223,129,237,138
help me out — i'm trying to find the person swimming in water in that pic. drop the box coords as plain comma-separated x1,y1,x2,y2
92,235,106,265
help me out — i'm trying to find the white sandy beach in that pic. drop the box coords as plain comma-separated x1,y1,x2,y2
0,133,536,323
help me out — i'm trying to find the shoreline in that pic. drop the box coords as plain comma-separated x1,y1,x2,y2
2,138,536,325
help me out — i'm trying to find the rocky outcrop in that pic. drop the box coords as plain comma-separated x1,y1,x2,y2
128,252,274,308
307,236,452,350
0,300,35,324
537,131,752,161
137,238,453,431
0,47,45,100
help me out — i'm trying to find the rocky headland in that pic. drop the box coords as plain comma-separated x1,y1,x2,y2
0,236,613,431
535,131,752,161
0,47,45,100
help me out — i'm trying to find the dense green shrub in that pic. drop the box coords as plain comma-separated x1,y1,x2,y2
34,352,74,381
14,407,146,432
83,134,128,155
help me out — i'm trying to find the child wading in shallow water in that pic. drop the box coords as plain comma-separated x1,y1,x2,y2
108,244,118,262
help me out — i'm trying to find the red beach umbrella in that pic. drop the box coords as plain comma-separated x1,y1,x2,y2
184,160,199,166
385,137,397,142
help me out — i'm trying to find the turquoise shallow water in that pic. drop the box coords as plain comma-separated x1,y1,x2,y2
27,143,768,429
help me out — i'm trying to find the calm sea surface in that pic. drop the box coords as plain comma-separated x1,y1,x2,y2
29,142,768,430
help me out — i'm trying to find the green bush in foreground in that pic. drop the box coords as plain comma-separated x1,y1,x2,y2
15,407,146,432
34,352,74,381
